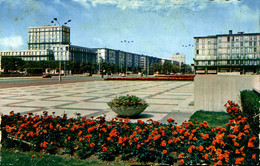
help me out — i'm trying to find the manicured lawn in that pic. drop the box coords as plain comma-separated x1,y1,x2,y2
1,149,162,166
1,149,128,166
188,110,229,128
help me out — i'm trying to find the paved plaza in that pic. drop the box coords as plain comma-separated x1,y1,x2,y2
0,81,195,124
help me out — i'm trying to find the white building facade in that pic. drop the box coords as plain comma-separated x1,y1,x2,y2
194,30,260,74
170,53,185,66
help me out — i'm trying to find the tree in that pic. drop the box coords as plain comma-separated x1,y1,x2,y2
152,63,162,74
162,61,172,74
172,64,180,73
1,57,24,73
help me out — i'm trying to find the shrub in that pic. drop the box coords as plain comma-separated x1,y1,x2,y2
107,95,148,108
240,90,259,135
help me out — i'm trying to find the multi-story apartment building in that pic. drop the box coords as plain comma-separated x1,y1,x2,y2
28,25,96,63
194,30,260,74
170,53,185,67
95,48,144,70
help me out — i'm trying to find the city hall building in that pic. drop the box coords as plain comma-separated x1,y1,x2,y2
193,30,260,74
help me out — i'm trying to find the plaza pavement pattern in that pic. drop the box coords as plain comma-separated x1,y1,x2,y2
0,81,195,124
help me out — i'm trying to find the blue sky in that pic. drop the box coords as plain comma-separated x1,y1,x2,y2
0,0,259,64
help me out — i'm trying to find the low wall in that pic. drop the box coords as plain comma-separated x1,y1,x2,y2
194,75,260,111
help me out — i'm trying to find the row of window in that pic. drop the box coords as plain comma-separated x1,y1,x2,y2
0,51,48,56
196,36,258,43
29,27,70,32
197,47,257,54
196,60,258,66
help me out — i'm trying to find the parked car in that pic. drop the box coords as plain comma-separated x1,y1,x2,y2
42,74,52,78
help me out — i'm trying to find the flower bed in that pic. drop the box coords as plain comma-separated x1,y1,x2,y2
105,76,194,81
155,75,195,77
2,101,258,165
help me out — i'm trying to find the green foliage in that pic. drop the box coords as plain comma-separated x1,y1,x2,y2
240,90,260,135
151,63,162,74
107,95,148,108
189,110,229,128
1,56,24,72
162,61,172,74
1,149,112,166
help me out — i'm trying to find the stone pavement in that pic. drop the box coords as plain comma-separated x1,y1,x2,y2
0,81,195,124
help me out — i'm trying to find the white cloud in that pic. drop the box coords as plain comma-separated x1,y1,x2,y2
0,36,24,49
70,0,242,12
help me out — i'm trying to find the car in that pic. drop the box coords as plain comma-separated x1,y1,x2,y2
42,74,52,78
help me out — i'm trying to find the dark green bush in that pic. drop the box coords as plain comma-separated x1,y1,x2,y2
240,90,260,135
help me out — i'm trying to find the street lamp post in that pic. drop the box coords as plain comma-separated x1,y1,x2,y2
51,18,71,81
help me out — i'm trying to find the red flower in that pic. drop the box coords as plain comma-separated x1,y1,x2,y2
162,150,167,155
180,159,185,165
167,118,175,123
161,140,166,146
90,143,95,148
102,147,107,152
137,144,141,149
235,158,244,165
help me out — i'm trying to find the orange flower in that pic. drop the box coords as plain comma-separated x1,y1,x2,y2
180,159,185,165
162,150,167,155
153,134,161,141
248,141,254,148
102,147,107,152
137,144,141,149
215,160,222,166
79,137,82,142
234,142,239,147
167,118,175,123
178,153,184,159
235,158,244,165
252,154,256,160
90,143,95,148
161,140,166,146
40,141,48,148
188,148,192,153
74,146,79,150
118,137,123,144
168,140,172,144
150,148,155,152
192,129,197,133
197,146,204,152
107,137,112,141
172,131,177,135
203,154,209,160
68,136,71,140
78,130,83,136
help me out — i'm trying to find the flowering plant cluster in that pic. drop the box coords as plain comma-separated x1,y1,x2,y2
2,100,258,165
107,95,148,108
155,75,195,77
106,76,194,81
